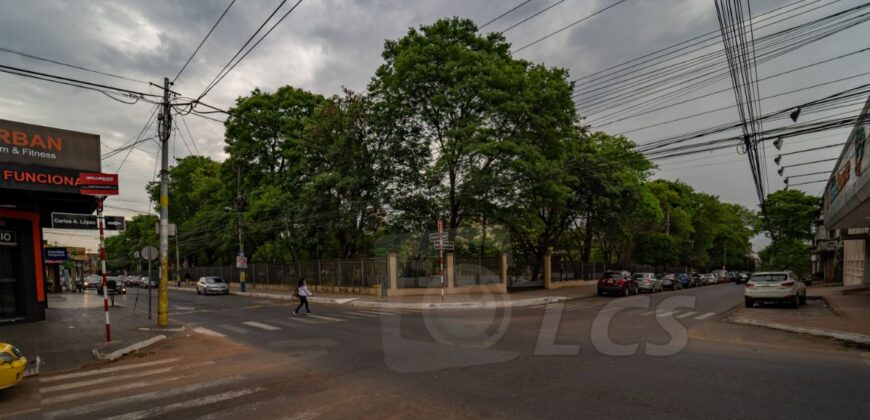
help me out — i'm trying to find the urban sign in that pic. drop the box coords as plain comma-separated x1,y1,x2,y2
51,213,125,231
0,119,100,172
78,172,119,195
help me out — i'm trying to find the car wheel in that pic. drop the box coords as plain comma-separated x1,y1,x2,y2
792,295,800,309
799,292,807,305
597,289,603,297
623,287,630,297
745,300,753,308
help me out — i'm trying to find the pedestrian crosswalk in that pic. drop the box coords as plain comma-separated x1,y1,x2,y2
198,309,403,336
533,302,719,322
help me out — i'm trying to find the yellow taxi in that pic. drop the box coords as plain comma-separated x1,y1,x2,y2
0,342,27,390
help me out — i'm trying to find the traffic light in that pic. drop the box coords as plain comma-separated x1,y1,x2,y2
773,137,783,150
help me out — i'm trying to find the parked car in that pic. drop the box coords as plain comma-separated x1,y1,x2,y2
734,272,750,284
711,269,731,283
661,274,683,291
744,271,807,308
632,272,662,293
0,341,27,390
140,277,157,288
690,273,702,287
196,276,230,295
675,273,692,289
597,270,636,297
97,276,126,295
125,276,141,287
701,274,718,286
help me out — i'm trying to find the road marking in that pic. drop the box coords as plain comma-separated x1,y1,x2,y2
40,357,181,383
307,314,344,322
287,316,319,324
676,311,698,319
598,307,624,314
103,387,265,420
242,321,281,331
694,312,716,320
193,327,225,337
346,311,379,318
339,314,361,319
44,376,246,419
0,408,42,419
641,309,661,316
172,305,195,310
357,310,395,316
218,323,250,334
42,376,186,405
40,361,216,394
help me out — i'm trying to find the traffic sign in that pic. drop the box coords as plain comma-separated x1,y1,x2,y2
140,246,158,261
236,256,248,269
52,212,125,231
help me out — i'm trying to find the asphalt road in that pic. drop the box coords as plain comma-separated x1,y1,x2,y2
3,284,869,419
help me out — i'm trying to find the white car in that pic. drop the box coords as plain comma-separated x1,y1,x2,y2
744,271,807,309
196,277,229,295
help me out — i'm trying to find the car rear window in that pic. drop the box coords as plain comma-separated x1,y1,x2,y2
751,274,788,282
206,278,224,284
608,274,623,280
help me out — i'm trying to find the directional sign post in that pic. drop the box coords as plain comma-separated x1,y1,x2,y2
51,213,125,231
141,246,158,320
428,220,455,302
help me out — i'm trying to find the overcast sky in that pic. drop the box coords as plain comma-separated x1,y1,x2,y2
1,0,865,253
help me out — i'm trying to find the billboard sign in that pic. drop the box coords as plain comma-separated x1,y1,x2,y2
0,119,100,172
44,247,69,264
78,172,119,195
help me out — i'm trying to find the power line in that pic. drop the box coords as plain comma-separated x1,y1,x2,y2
512,0,630,53
781,157,838,169
174,0,237,83
197,0,304,100
786,170,831,178
778,142,845,157
0,47,150,85
0,64,161,99
479,0,531,30
501,0,566,34
789,178,828,187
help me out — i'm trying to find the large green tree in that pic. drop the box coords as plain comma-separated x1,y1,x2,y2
761,189,820,242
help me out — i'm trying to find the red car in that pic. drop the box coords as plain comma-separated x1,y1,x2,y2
597,270,638,297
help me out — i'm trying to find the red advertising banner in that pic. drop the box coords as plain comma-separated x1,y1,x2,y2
78,172,119,195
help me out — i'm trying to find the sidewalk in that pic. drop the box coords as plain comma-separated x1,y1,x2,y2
170,281,598,309
1,291,183,375
727,286,870,345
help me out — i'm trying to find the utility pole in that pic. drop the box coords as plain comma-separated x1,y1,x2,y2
157,77,172,327
236,165,246,292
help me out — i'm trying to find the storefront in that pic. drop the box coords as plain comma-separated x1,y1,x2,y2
821,96,870,286
0,119,104,323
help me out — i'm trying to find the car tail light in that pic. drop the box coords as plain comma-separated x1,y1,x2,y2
780,281,795,287
617,279,625,286
746,283,755,288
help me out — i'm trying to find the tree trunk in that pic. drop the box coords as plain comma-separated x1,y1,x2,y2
582,203,594,263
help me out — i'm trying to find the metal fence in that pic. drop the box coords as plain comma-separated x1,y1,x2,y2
455,257,501,286
397,258,442,288
188,259,388,288
508,260,544,289
550,260,670,281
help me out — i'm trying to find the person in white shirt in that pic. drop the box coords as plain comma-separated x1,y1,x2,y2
293,278,313,315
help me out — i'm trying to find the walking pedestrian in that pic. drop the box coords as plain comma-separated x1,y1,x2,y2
293,278,313,315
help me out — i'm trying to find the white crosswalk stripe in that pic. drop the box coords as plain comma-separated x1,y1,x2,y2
218,323,250,334
287,316,320,324
307,314,345,322
565,304,600,312
345,311,379,318
242,321,281,331
102,387,265,420
641,309,662,316
356,309,395,316
676,311,698,319
42,375,187,405
655,311,675,318
41,361,216,393
40,357,181,383
694,312,716,320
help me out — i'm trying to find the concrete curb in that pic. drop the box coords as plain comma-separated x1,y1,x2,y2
170,286,572,309
168,287,357,304
820,296,844,317
349,296,569,310
93,335,167,361
729,317,870,346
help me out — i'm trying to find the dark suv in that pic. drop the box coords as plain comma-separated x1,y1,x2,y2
597,270,637,297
